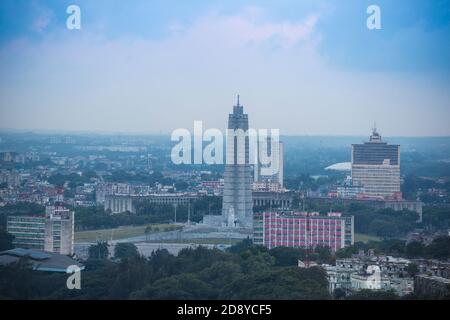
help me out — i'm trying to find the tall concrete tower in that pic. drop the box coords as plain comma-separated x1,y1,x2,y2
221,96,253,228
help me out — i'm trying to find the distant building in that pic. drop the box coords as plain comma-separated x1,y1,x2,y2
254,138,284,188
324,255,415,296
252,181,284,193
252,190,295,209
306,196,423,221
336,176,365,199
325,162,352,172
7,206,74,255
0,170,21,187
350,265,389,291
298,260,318,268
0,248,84,273
104,194,135,213
95,182,132,204
253,211,354,252
104,193,200,214
351,127,401,199
414,275,450,298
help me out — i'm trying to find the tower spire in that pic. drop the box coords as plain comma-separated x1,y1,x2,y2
237,94,240,107
370,122,381,142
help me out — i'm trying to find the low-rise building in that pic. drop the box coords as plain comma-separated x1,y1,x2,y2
324,255,415,296
0,248,84,273
414,275,450,298
104,193,200,214
7,206,74,255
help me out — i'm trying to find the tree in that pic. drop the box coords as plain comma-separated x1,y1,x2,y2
0,228,14,251
406,241,425,258
221,267,330,300
406,263,420,277
174,181,189,191
114,243,139,260
145,225,152,241
131,273,214,300
227,238,253,254
109,255,151,299
333,288,347,300
269,247,306,266
426,236,450,260
314,246,334,265
88,241,110,260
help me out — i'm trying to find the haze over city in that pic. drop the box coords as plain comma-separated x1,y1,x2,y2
0,0,449,136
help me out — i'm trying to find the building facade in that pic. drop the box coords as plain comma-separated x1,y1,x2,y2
351,127,401,199
104,193,200,214
252,191,295,209
253,211,354,252
7,206,74,255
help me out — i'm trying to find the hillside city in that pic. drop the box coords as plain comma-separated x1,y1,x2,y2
0,102,449,300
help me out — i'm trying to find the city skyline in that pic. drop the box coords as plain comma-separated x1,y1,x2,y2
0,0,449,136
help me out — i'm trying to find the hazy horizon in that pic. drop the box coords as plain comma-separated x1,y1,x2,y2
2,126,450,139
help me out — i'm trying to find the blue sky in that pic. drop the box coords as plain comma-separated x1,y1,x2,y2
0,0,449,136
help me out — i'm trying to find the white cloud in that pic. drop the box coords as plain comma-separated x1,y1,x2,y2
174,7,320,49
0,6,448,136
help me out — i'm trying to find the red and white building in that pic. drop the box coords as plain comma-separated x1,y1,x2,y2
253,211,354,252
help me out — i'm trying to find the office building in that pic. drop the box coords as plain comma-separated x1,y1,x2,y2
7,206,74,255
351,127,401,199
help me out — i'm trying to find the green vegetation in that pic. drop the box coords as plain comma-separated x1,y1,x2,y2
48,170,97,188
336,236,450,260
346,205,418,238
0,227,14,251
75,224,181,242
406,263,420,277
355,233,381,243
0,202,45,228
422,206,450,231
114,243,139,260
145,238,242,245
74,196,221,231
0,241,331,300
88,241,109,260
105,170,171,185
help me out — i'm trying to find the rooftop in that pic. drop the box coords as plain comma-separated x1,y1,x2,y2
0,248,84,273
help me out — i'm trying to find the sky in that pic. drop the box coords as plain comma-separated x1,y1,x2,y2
0,0,449,136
